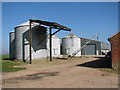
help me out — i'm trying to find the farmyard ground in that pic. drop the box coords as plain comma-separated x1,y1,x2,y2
2,56,118,88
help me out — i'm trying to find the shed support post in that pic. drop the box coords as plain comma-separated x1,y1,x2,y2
29,21,32,64
50,27,52,62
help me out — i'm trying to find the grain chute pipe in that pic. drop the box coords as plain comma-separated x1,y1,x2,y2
70,33,99,58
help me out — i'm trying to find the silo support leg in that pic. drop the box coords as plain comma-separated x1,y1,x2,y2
50,27,52,62
29,21,32,64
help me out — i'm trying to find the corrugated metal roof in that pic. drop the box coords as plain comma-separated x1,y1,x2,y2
15,21,39,29
63,33,79,38
79,37,100,42
101,41,109,45
30,19,71,31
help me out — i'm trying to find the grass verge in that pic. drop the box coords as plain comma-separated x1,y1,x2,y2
2,59,27,72
0,54,27,72
0,54,9,60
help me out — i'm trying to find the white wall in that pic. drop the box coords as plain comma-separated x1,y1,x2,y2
47,37,60,57
101,50,110,55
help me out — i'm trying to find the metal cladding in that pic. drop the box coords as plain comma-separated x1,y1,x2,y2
101,42,110,50
9,31,15,59
14,21,47,60
80,38,102,55
47,35,60,57
62,33,81,56
101,42,110,55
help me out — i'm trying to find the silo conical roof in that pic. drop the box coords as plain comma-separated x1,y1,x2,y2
63,33,79,38
19,21,30,26
15,20,39,29
10,30,15,33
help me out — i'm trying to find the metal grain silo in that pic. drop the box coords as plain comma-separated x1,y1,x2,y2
15,21,47,60
9,31,15,59
62,33,81,56
47,35,60,57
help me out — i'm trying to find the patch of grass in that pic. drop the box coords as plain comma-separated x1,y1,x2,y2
2,60,26,72
0,54,9,60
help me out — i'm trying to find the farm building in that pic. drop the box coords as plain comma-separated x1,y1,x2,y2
62,33,102,56
108,31,120,69
10,20,111,61
80,37,101,55
101,42,110,55
9,20,71,61
62,33,110,56
62,33,81,57
47,35,60,58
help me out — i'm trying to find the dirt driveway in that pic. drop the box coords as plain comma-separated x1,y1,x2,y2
2,56,118,88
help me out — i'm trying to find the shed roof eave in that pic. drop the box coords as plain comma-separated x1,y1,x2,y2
29,19,71,31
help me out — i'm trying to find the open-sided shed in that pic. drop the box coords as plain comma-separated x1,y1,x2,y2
29,19,71,63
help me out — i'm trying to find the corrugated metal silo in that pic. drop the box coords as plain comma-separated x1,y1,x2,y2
62,33,81,56
9,31,15,59
47,35,60,57
15,21,47,60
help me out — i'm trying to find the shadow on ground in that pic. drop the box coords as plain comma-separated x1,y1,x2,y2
3,58,14,61
77,57,112,68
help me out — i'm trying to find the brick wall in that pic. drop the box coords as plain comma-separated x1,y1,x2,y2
109,32,120,68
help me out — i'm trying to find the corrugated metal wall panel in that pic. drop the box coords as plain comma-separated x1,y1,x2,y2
101,42,110,50
84,45,95,55
81,38,101,55
47,37,60,57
